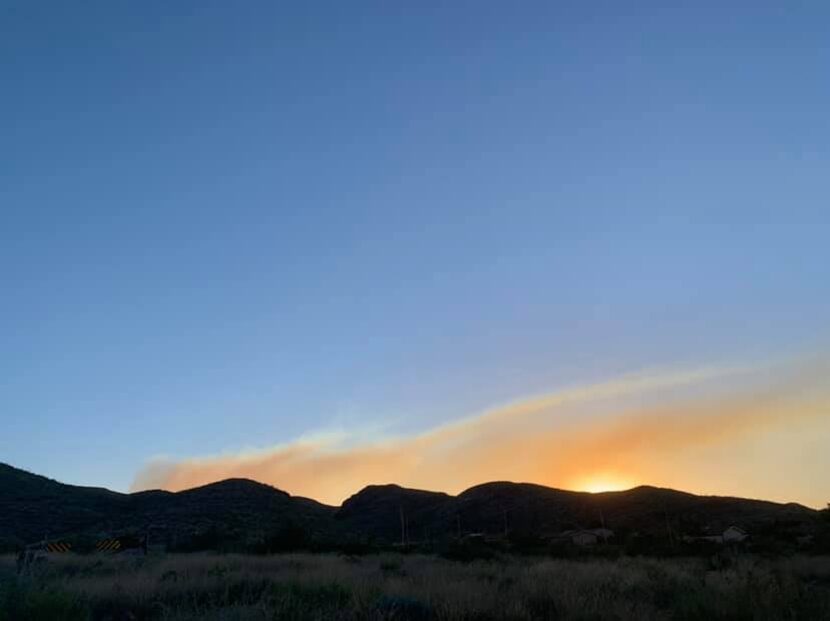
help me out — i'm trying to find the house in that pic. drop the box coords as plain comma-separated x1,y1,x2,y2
590,528,615,542
571,531,598,546
683,525,749,545
687,535,724,544
561,528,615,546
722,526,748,543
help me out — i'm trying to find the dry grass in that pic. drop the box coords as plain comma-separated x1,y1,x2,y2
2,552,829,620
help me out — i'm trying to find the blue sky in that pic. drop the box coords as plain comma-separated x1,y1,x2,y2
2,2,829,498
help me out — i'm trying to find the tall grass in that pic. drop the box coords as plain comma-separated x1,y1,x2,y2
1,552,829,620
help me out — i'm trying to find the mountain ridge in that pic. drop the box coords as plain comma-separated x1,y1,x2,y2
0,462,821,551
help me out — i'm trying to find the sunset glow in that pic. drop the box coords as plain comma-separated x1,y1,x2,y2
130,359,830,507
3,2,829,517
573,475,636,494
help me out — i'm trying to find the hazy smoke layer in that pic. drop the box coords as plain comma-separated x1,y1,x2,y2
132,359,829,507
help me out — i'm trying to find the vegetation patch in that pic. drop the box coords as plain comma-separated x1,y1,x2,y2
1,552,830,620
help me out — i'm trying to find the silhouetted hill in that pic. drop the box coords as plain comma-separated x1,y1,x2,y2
0,463,821,551
0,463,336,550
334,481,818,544
337,484,453,542
0,463,130,545
127,478,337,549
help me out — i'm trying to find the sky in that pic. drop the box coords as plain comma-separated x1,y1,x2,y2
2,2,829,507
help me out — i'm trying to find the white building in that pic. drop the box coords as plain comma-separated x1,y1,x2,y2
722,526,748,543
683,525,749,544
562,528,615,546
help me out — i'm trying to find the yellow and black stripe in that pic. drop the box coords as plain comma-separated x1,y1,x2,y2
45,542,72,553
95,539,122,552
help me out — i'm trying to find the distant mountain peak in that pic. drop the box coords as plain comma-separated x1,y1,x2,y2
182,477,290,496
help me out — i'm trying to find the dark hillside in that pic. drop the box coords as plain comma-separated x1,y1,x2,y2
586,485,817,539
336,481,819,544
337,484,453,542
135,479,337,549
0,463,336,550
452,482,591,536
0,463,129,546
0,463,820,551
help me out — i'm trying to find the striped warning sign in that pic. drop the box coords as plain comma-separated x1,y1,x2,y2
95,539,122,552
45,542,72,553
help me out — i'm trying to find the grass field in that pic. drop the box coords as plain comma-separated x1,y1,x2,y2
2,552,830,620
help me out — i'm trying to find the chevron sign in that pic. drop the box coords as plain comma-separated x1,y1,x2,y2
95,539,122,552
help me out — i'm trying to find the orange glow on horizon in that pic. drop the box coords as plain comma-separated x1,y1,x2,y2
572,474,636,494
131,359,830,508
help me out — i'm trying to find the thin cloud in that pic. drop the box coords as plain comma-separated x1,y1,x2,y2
131,359,830,507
